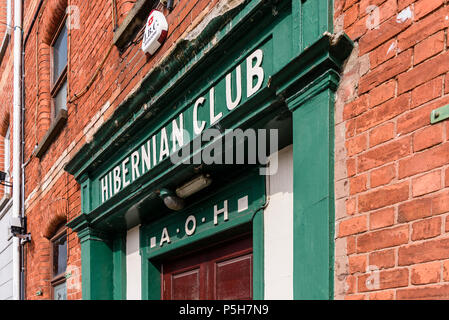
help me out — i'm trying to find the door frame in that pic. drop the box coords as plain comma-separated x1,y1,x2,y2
142,214,264,300
140,172,265,300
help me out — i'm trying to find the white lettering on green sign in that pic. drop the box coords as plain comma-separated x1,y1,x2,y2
149,195,248,250
100,49,265,204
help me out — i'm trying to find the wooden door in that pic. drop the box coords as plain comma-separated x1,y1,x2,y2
162,235,253,300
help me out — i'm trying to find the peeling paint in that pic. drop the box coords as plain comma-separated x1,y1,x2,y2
396,7,413,23
334,43,364,299
324,31,346,47
185,0,246,41
386,41,396,55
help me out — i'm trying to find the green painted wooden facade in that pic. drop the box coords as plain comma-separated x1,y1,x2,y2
65,0,353,300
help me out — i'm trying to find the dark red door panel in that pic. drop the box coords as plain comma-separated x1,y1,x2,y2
214,254,253,300
171,268,201,300
161,235,253,300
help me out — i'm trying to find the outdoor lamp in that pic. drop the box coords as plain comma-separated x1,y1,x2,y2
158,188,185,211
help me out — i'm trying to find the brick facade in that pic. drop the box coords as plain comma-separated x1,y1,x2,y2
0,0,446,300
335,0,449,300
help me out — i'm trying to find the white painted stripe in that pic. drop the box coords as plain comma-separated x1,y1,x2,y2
264,145,293,299
126,225,142,300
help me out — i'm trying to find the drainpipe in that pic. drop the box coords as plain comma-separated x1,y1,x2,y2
12,0,23,301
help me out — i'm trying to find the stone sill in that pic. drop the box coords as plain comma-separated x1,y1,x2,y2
113,0,156,50
35,109,68,159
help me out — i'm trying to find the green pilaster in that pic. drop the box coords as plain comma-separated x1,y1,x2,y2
78,228,114,300
287,70,339,300
112,234,127,300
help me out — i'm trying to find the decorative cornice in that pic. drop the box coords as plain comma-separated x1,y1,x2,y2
271,32,353,109
67,213,91,234
286,69,341,112
76,226,110,244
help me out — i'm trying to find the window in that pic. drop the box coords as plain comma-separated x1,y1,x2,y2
51,226,67,300
51,18,68,119
34,4,69,159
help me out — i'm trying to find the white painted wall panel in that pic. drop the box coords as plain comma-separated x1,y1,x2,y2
264,145,293,299
126,225,142,300
0,205,12,300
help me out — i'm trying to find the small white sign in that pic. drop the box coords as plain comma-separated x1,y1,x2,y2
238,196,248,213
142,10,168,55
150,236,156,248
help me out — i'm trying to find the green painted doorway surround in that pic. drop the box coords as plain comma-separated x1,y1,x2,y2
140,171,266,300
65,0,353,300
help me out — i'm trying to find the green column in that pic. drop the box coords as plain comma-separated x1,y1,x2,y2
78,228,114,300
287,70,339,300
112,234,127,300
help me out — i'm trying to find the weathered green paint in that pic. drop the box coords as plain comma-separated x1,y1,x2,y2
67,2,294,236
65,3,349,234
303,0,334,50
65,0,353,301
287,71,340,300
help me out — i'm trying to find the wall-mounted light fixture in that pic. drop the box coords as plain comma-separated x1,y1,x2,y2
157,174,213,211
157,188,185,211
176,174,212,199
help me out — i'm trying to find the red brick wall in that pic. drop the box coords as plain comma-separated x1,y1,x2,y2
0,0,8,41
22,0,220,300
335,0,449,300
116,0,137,27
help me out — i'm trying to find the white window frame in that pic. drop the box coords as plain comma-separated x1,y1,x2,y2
4,126,10,180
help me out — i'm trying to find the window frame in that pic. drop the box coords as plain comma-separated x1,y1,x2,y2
50,225,68,300
50,15,68,120
4,126,10,180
